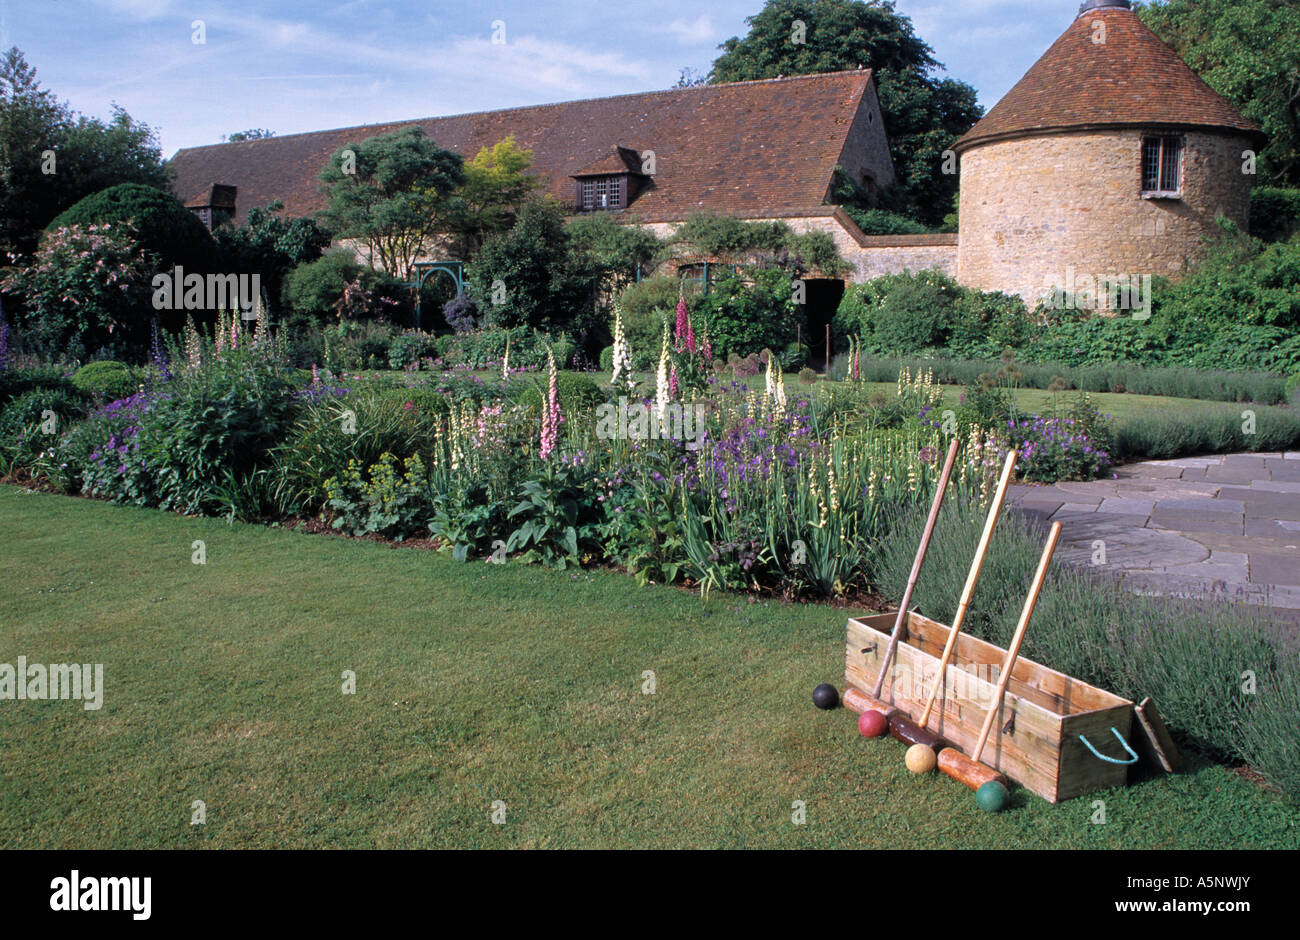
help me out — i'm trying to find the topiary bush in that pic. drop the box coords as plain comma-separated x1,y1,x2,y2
71,360,140,402
45,183,218,274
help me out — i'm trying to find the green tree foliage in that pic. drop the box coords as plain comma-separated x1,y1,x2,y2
566,212,664,291
466,200,598,336
1137,0,1300,187
1250,187,1300,243
213,200,332,312
669,211,849,276
46,182,218,273
442,135,541,259
318,126,465,278
708,0,982,225
223,128,275,142
695,268,800,361
0,47,169,257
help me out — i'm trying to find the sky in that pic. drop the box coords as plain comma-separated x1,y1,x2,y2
2,0,1073,157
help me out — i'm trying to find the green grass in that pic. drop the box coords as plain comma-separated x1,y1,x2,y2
2,484,1297,849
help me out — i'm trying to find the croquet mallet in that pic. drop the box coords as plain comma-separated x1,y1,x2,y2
938,521,1063,791
870,437,961,702
890,449,1019,753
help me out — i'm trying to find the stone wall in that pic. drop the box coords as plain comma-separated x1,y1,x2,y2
642,213,958,283
957,128,1253,305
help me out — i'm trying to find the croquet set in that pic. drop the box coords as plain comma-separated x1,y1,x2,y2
813,439,1180,811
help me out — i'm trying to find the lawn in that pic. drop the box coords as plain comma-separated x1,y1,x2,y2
1,484,1297,849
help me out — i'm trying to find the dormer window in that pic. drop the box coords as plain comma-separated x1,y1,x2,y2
581,175,624,210
1141,136,1182,198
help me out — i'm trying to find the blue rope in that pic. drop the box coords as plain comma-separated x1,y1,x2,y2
1078,727,1139,765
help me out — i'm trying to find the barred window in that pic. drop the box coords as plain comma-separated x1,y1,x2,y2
1142,136,1182,195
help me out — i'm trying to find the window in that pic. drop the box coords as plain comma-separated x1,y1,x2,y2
1142,136,1182,196
580,175,623,210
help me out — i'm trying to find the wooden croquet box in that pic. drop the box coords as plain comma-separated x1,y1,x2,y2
846,611,1135,804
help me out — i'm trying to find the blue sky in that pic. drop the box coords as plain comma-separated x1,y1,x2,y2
3,0,1069,156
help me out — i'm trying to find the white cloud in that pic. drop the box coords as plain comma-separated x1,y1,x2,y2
664,14,715,45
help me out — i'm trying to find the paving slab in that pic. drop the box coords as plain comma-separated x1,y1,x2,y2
1114,463,1184,479
1149,510,1244,535
1154,497,1244,514
1250,554,1300,587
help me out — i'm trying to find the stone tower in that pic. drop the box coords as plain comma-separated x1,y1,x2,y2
954,0,1265,307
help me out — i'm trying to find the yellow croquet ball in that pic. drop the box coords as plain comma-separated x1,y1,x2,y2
906,744,937,774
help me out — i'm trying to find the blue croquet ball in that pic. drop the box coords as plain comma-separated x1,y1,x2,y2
976,781,1009,813
812,683,839,710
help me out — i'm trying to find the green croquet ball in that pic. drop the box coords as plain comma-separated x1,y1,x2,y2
976,781,1009,813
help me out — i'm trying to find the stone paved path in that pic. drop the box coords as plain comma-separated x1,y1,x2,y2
1007,452,1300,614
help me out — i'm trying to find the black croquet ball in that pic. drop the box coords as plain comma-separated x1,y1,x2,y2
812,683,840,710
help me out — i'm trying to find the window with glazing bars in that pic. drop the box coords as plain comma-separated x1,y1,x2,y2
1141,136,1182,194
580,176,622,210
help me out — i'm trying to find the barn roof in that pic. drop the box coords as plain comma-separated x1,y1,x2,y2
954,2,1263,154
169,70,886,226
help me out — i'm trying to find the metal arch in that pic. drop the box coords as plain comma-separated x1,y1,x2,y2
410,261,464,331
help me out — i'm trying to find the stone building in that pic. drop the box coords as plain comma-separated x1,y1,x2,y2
954,0,1265,306
168,0,1263,317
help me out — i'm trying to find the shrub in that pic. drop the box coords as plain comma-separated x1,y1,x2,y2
0,365,76,407
1,223,154,360
516,372,605,414
71,360,140,402
137,344,300,518
1111,403,1300,460
1250,187,1300,244
322,320,399,371
843,207,929,235
871,274,958,354
386,330,441,370
442,293,478,333
282,251,363,319
269,390,437,515
45,183,218,273
949,290,1033,359
0,386,89,477
616,276,681,369
695,268,798,361
1239,658,1300,805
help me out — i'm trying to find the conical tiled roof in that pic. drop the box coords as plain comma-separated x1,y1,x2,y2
954,2,1263,153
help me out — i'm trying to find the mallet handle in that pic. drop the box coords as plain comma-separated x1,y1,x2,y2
971,521,1062,763
872,437,961,698
918,450,1018,729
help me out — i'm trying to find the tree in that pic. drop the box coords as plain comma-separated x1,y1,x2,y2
0,47,169,257
213,200,331,310
442,135,541,259
708,0,982,226
223,128,275,142
1137,0,1300,187
46,182,218,274
466,199,598,335
318,126,465,279
565,212,663,288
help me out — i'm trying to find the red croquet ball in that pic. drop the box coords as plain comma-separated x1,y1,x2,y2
858,710,889,738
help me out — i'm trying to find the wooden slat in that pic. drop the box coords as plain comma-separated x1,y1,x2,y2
1134,697,1182,773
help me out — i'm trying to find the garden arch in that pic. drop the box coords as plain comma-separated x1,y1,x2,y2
410,261,464,331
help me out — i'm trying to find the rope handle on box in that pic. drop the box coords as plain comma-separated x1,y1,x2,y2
1078,727,1139,765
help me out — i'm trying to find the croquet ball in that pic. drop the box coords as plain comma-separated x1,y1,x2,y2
858,710,889,738
905,744,937,774
812,683,839,710
976,781,1009,813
